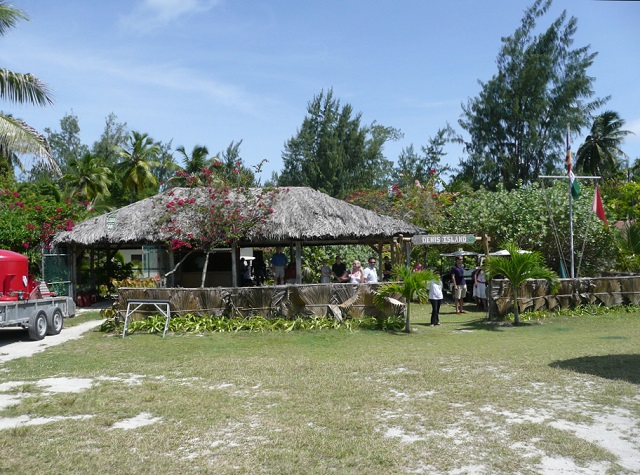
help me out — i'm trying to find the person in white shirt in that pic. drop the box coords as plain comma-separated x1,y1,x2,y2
363,257,378,283
427,276,443,326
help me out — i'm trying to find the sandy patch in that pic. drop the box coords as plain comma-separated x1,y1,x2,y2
111,411,163,430
0,319,104,364
0,414,93,430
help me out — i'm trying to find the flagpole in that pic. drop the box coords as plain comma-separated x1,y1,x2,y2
567,124,575,278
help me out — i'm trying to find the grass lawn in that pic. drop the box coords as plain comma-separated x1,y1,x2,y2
1,301,639,474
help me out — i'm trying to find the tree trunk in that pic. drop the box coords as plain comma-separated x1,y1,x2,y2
404,303,411,333
512,289,520,325
200,251,210,288
164,250,195,280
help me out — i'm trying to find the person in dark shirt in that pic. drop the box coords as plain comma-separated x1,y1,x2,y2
332,256,347,282
450,256,467,314
383,256,392,281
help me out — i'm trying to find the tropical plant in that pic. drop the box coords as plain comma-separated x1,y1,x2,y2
63,152,113,205
483,242,558,325
117,131,161,201
0,175,91,271
614,221,640,272
374,265,437,333
176,144,210,183
575,110,633,181
0,2,58,175
443,181,617,276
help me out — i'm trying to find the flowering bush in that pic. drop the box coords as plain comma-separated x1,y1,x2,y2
0,178,93,271
160,169,282,286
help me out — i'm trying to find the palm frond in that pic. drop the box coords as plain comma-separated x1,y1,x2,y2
0,114,60,175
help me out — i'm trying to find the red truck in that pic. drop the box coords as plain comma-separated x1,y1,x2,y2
0,250,76,340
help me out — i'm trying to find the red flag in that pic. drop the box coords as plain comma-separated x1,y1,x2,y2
592,186,607,224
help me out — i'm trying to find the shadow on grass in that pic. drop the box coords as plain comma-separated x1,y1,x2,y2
550,354,640,385
458,319,536,332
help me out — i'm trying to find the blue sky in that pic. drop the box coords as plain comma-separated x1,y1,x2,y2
4,0,640,182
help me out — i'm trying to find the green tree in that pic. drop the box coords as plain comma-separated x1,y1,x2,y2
177,144,209,174
374,265,437,333
0,2,57,176
614,222,640,273
44,112,89,174
218,140,257,186
484,242,558,325
92,113,128,167
279,88,400,198
601,181,640,221
575,111,633,181
63,152,113,205
443,182,616,276
117,131,161,202
152,140,180,190
393,126,453,188
457,0,605,190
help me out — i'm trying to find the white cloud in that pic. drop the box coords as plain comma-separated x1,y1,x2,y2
120,0,222,33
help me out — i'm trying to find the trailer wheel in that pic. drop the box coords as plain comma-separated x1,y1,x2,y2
28,311,48,341
46,309,64,335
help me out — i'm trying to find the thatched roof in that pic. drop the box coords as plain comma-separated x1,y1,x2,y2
53,186,423,248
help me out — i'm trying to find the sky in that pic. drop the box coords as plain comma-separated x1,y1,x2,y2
3,0,640,183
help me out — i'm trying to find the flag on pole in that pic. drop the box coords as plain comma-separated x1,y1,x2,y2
592,185,608,224
567,126,580,198
569,169,580,198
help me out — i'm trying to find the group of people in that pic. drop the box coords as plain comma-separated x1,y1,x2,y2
426,256,488,327
324,255,380,284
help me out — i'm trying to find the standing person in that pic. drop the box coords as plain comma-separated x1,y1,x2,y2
427,275,443,326
450,256,467,314
382,256,392,281
413,259,424,272
363,256,378,283
349,260,365,283
332,256,348,282
474,266,487,311
271,246,287,285
320,259,332,283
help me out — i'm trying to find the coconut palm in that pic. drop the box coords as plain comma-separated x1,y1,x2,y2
63,152,113,205
174,144,210,185
484,242,558,325
575,111,633,180
117,131,161,201
0,2,58,175
374,265,437,333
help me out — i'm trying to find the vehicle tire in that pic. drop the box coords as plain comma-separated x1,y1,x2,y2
28,311,48,341
46,309,64,335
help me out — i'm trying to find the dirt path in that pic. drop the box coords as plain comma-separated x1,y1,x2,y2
0,319,104,364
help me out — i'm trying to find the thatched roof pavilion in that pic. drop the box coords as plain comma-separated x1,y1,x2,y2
54,186,423,248
53,186,423,289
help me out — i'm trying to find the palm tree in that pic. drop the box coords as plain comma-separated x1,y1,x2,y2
174,144,210,185
63,152,113,205
117,131,161,201
484,242,558,325
0,2,58,175
575,111,633,180
374,265,437,333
